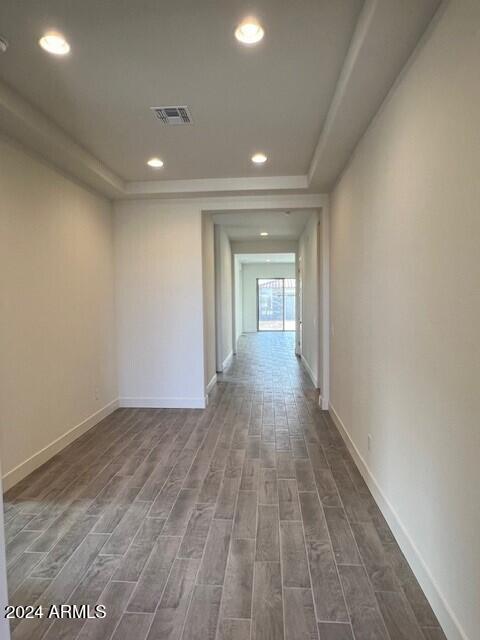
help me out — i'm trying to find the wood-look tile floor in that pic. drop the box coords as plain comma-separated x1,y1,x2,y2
4,332,446,640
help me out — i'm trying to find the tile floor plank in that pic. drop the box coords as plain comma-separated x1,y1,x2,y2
12,533,108,640
215,470,242,520
324,507,361,566
240,459,260,491
222,538,255,619
338,564,389,640
299,492,330,543
233,491,257,539
126,536,181,613
146,557,199,640
284,587,318,640
280,521,310,588
317,622,354,640
181,584,222,640
258,468,278,505
256,504,279,561
177,503,214,559
43,554,121,640
350,522,399,592
197,519,232,585
384,541,439,628
278,479,301,520
307,541,349,623
252,562,284,640
162,489,198,536
7,552,44,596
295,459,316,492
77,580,135,640
375,590,425,640
216,618,251,640
100,500,151,555
111,613,153,640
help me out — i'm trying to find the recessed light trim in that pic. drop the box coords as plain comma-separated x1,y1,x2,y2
147,157,164,168
235,18,264,45
39,32,70,55
252,152,267,164
260,232,269,237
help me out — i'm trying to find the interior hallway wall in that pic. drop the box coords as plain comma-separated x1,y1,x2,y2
298,212,319,387
241,263,296,332
233,257,243,349
0,136,118,489
329,3,480,638
114,200,205,407
214,226,233,371
202,213,216,390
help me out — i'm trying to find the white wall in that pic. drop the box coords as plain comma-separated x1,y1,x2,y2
233,257,243,349
214,226,233,371
232,239,298,254
114,200,206,407
0,136,118,489
241,263,296,333
329,3,480,639
299,212,320,387
202,213,216,389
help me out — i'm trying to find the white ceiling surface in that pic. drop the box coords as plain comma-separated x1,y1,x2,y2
0,0,361,181
212,210,311,241
237,253,295,264
0,0,441,199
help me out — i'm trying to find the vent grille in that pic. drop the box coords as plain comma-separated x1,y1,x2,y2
151,106,193,125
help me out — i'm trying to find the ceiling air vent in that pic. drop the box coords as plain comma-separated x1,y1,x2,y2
151,106,193,125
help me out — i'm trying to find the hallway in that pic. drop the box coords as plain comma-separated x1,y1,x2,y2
218,332,307,386
4,333,444,640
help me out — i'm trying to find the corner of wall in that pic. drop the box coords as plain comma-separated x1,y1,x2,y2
2,399,119,492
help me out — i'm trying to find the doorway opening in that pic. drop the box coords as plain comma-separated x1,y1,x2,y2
257,277,296,331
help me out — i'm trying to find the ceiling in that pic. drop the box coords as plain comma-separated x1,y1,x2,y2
0,0,441,198
237,253,295,264
212,209,313,241
0,0,362,181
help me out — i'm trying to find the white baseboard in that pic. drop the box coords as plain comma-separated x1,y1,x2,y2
222,351,233,371
301,354,318,388
2,399,119,492
318,394,329,410
329,403,469,640
119,397,206,409
206,374,217,395
204,374,218,407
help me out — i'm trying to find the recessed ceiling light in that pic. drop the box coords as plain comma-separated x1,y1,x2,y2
39,32,70,56
260,232,269,237
252,152,267,164
266,259,271,262
235,17,264,45
147,157,164,168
